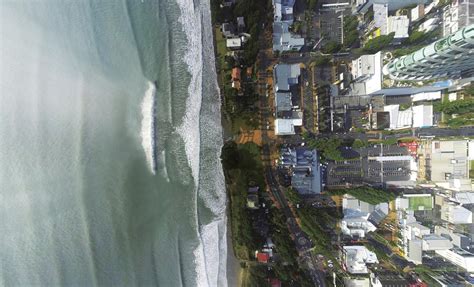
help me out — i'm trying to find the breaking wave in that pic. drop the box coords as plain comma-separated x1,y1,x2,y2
140,81,157,174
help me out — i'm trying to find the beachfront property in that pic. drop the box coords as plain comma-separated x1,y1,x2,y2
383,24,474,81
279,147,322,195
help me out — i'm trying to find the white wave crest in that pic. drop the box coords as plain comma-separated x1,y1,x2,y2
175,0,202,187
140,82,157,174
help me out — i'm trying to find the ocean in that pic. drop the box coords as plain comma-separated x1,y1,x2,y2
0,0,227,286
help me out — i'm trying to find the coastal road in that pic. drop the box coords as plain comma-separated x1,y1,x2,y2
265,167,327,287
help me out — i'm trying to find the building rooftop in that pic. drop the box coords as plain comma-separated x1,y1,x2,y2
351,52,382,95
275,92,293,112
387,16,410,38
343,245,378,274
412,105,433,128
274,63,300,92
430,140,469,182
272,22,304,52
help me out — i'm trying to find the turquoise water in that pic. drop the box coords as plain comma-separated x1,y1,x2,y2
0,1,226,286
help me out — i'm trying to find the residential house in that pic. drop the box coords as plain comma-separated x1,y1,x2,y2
231,67,241,90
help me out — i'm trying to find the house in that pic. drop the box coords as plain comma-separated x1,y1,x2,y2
341,195,389,238
275,92,293,113
247,194,259,209
248,186,259,193
236,16,245,33
256,251,270,263
226,38,242,50
221,22,236,38
272,0,296,24
231,67,241,90
270,278,282,287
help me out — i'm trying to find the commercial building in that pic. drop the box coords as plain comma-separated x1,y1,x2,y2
440,202,473,224
272,22,305,52
343,245,378,274
351,51,383,95
272,0,304,51
379,104,433,130
428,140,470,184
442,0,474,36
273,64,303,135
435,248,474,272
279,147,322,194
341,196,389,238
383,24,474,80
355,0,427,14
275,117,303,135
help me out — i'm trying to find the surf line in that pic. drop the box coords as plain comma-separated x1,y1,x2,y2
140,81,158,174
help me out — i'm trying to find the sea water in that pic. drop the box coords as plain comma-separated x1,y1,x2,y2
0,0,226,286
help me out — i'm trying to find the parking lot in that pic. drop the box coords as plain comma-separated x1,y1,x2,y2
326,145,412,186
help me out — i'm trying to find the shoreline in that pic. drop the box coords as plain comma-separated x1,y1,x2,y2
208,11,242,287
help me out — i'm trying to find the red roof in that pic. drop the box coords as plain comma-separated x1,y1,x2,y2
231,67,241,81
270,278,281,287
256,252,269,263
409,282,428,287
399,141,418,157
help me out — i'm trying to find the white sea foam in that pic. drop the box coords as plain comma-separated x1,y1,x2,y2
140,82,157,174
159,150,170,182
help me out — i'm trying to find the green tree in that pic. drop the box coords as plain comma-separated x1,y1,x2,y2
362,33,394,54
322,40,342,54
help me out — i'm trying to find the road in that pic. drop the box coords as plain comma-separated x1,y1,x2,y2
257,51,327,286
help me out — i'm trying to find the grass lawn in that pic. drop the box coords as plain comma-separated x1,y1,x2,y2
470,160,474,178
408,196,433,211
215,27,227,71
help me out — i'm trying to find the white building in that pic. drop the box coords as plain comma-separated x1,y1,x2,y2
351,51,382,95
273,0,295,24
343,246,378,274
341,196,389,238
422,234,453,250
275,118,302,135
428,140,470,184
436,248,474,272
442,0,474,36
387,16,410,38
226,38,242,49
440,203,473,224
412,105,433,128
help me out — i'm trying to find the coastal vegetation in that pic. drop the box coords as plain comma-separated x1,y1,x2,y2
221,142,265,259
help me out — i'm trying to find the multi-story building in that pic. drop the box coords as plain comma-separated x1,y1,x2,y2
443,0,474,36
383,24,474,80
351,51,383,95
